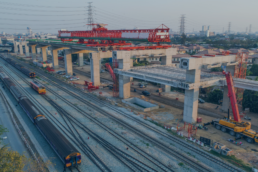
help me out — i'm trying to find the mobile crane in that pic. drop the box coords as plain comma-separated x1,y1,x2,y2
212,71,258,144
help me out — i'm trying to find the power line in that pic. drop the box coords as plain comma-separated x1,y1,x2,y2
0,18,86,22
0,1,85,8
0,11,85,16
0,25,86,30
0,6,85,12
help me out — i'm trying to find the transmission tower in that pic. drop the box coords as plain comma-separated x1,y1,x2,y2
249,24,252,33
228,22,231,34
87,2,94,29
180,15,185,35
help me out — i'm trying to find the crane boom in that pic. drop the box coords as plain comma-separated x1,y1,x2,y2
223,71,241,122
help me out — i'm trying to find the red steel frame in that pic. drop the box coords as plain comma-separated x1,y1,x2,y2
223,71,241,122
58,24,171,46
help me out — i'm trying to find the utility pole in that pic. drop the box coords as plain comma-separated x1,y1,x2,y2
249,24,252,33
180,15,185,35
87,2,94,30
228,22,231,34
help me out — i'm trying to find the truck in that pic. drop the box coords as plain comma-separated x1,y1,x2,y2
211,71,258,144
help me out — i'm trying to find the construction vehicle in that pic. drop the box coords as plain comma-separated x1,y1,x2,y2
212,71,258,144
212,142,233,156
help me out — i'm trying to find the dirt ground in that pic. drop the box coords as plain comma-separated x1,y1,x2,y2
21,56,258,169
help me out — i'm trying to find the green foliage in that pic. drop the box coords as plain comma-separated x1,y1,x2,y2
246,69,253,76
0,125,8,144
210,150,252,172
242,90,258,113
206,89,223,104
133,60,149,67
178,162,184,166
0,146,25,172
249,64,258,76
181,33,186,45
210,67,222,72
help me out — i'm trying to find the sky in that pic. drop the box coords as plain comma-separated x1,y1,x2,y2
1,0,258,34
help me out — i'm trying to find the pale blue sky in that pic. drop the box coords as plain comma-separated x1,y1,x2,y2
0,0,257,34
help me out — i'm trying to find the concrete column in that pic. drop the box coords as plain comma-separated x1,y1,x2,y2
0,38,2,44
52,49,59,69
162,85,171,92
161,48,177,65
119,75,130,99
130,59,134,68
18,44,23,55
183,69,201,123
25,44,29,56
77,53,84,67
90,53,101,86
13,42,18,53
64,52,73,75
36,48,41,54
221,86,230,112
183,88,199,123
41,46,48,61
31,45,36,60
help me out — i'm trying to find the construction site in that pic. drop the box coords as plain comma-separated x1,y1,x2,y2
1,22,258,172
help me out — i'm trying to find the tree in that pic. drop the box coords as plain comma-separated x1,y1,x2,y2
181,33,186,45
206,89,223,104
0,146,25,172
242,90,258,113
210,67,222,72
249,64,258,76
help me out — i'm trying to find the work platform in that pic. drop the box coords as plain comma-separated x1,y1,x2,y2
115,65,225,90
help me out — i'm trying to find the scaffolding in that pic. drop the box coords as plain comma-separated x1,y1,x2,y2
234,53,248,104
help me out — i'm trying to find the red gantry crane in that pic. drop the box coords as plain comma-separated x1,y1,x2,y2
58,24,171,49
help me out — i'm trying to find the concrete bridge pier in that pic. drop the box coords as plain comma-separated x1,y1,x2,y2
13,42,18,53
90,52,101,86
64,49,73,76
30,45,36,60
183,69,201,123
52,47,69,69
41,46,49,61
77,53,84,67
18,44,23,55
119,75,131,99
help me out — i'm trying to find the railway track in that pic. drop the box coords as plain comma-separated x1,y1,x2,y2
3,62,173,172
9,57,243,172
1,66,111,172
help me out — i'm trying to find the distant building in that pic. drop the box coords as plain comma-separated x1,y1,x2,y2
200,25,215,37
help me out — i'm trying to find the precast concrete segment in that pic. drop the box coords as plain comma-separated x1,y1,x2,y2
183,88,199,123
64,53,73,75
119,75,130,99
90,52,101,86
221,86,230,112
180,55,237,70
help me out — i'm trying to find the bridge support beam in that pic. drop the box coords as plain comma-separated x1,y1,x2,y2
64,50,73,75
183,69,201,123
90,53,101,86
41,46,48,61
52,47,69,69
77,53,84,67
18,44,23,55
119,75,131,99
30,45,36,60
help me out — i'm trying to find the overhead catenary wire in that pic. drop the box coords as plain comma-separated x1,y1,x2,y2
0,1,86,8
